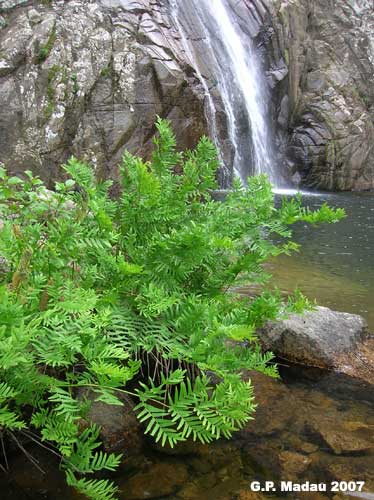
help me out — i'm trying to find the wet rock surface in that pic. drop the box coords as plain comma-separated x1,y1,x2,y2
118,462,189,499
278,450,312,480
172,0,374,190
258,306,370,372
238,371,295,436
263,0,374,190
335,337,374,386
236,493,269,500
258,303,374,386
1,0,373,189
78,389,144,456
307,417,374,455
2,364,374,499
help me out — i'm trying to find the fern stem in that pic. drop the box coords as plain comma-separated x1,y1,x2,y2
9,432,45,474
0,432,9,471
69,383,169,408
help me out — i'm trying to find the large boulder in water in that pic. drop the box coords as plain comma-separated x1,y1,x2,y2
258,306,369,371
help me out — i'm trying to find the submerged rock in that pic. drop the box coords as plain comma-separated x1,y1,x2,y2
278,450,312,480
3,361,374,499
236,493,269,500
328,459,374,492
307,417,374,455
258,306,369,370
119,462,188,500
239,371,295,436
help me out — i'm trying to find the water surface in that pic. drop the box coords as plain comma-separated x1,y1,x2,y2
271,191,374,330
2,367,373,499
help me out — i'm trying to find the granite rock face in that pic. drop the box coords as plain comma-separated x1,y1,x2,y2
172,0,374,190
250,0,374,190
0,0,207,184
259,306,369,369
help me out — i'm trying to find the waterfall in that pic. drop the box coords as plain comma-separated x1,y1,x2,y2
168,0,277,186
168,0,226,175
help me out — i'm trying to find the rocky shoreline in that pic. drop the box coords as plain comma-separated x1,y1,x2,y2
3,306,374,499
66,306,373,499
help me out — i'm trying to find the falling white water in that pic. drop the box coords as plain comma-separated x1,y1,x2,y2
205,0,275,182
168,0,278,186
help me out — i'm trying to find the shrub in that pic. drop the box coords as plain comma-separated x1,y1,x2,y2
0,118,344,499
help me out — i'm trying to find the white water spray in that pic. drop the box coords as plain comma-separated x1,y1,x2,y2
168,0,278,186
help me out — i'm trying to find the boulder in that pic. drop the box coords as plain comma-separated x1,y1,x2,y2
78,389,143,457
334,337,374,386
258,306,369,370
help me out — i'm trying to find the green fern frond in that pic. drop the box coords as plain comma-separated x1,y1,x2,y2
136,402,180,447
89,451,122,472
48,388,81,420
89,360,139,385
152,116,181,176
66,471,118,500
91,387,124,407
0,406,26,430
0,381,17,401
80,238,113,254
36,412,79,454
63,157,95,190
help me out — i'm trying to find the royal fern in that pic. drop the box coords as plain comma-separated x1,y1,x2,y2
0,119,344,499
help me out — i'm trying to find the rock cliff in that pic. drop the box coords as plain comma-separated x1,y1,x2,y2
255,0,374,190
0,0,207,184
0,0,373,190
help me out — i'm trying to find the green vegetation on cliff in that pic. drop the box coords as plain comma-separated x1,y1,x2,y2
0,119,344,499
